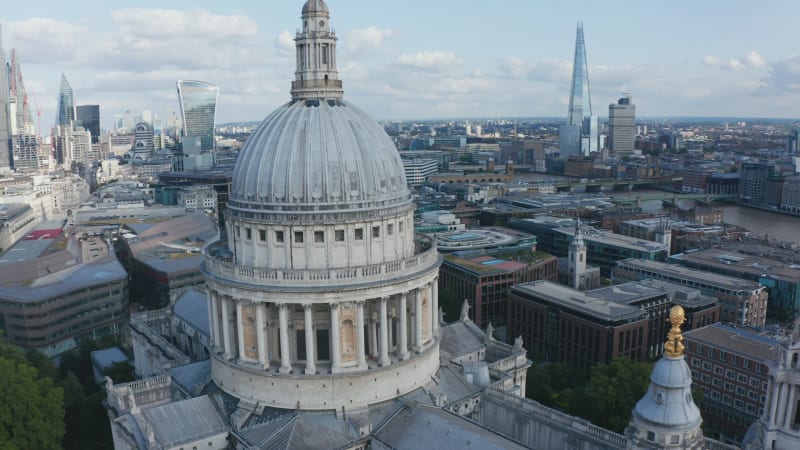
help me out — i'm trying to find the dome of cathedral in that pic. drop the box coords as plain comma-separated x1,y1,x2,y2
302,0,329,15
229,99,410,215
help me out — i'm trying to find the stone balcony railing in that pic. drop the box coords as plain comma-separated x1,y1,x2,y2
203,245,441,288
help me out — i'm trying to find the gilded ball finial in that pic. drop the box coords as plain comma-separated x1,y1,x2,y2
664,305,686,357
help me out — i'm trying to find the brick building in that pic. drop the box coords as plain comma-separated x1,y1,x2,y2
439,250,557,328
684,323,778,441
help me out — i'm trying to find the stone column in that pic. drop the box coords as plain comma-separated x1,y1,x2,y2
356,301,367,369
784,384,797,428
256,302,269,369
379,297,390,366
414,288,423,352
221,296,233,359
330,304,341,372
210,292,221,349
278,303,292,374
369,310,378,358
776,382,787,428
304,304,316,375
769,378,780,427
236,300,246,361
399,293,409,360
432,278,440,337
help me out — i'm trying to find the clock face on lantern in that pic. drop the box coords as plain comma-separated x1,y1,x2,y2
319,20,325,27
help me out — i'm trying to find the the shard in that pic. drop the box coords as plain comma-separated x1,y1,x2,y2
560,22,597,158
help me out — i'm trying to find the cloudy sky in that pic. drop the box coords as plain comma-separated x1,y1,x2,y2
2,0,800,129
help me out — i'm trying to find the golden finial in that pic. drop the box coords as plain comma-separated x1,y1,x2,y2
663,305,686,357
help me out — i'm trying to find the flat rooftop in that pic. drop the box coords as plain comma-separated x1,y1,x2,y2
684,323,779,362
616,258,763,292
672,248,800,283
512,280,648,323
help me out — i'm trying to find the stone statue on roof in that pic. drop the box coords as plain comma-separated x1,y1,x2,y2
460,299,470,321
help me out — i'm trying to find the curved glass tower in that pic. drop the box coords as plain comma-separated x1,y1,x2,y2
176,80,219,165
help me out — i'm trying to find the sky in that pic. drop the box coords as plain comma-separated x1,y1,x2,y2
2,0,800,130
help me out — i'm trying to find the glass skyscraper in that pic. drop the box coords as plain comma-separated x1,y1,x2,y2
56,74,74,127
176,80,218,162
76,104,100,144
560,22,597,158
0,26,11,170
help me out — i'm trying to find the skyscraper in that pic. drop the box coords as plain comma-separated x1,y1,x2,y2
608,93,636,158
0,25,11,171
56,74,74,128
560,22,597,158
8,49,34,135
176,80,218,164
76,105,100,144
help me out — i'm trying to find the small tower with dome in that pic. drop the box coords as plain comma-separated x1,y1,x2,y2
625,305,706,449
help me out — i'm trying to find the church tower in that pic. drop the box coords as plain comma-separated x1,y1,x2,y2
625,306,705,449
568,218,587,289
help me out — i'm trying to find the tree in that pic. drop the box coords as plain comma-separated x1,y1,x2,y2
104,361,135,384
586,357,653,433
0,357,65,449
438,286,461,323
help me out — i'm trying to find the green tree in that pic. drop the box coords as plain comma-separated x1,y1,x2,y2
104,361,135,384
438,286,461,323
0,357,65,449
586,357,653,433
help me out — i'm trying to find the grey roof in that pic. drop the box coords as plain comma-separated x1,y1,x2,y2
512,281,648,323
683,323,779,361
633,356,702,427
173,288,210,335
0,256,127,302
141,396,227,446
617,258,763,292
229,99,411,214
440,320,486,358
374,405,527,450
90,347,128,371
168,360,211,396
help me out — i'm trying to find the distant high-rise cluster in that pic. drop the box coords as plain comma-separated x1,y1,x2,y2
560,22,598,159
0,26,40,173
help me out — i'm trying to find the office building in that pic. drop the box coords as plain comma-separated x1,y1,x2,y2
176,80,218,163
685,323,777,440
132,121,154,159
671,248,800,318
614,258,768,327
401,158,438,186
560,22,597,158
439,249,557,328
11,133,38,172
609,94,635,158
56,73,75,127
0,226,129,357
508,280,653,370
76,104,101,144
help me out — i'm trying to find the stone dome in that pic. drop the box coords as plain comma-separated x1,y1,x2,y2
632,355,702,427
229,99,411,215
302,0,329,15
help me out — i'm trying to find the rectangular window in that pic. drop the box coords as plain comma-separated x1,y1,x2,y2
399,220,404,232
738,374,748,384
387,224,393,235
335,230,345,242
355,228,364,240
236,227,241,237
246,228,252,240
372,226,380,238
724,382,734,392
725,370,736,379
259,230,267,241
275,231,285,243
294,231,304,243
714,365,723,375
314,231,324,243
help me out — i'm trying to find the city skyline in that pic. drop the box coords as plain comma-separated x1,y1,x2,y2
2,0,800,128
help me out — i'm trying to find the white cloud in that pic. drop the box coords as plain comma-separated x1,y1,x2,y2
345,27,397,53
396,51,460,70
109,9,258,40
5,18,87,65
702,51,767,71
274,30,295,56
